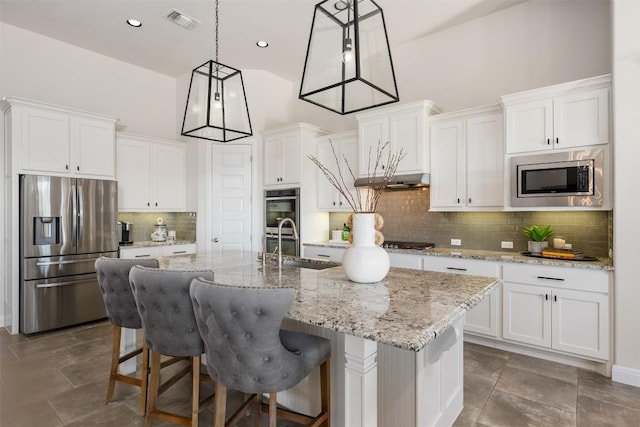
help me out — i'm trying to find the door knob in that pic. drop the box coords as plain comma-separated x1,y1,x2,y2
213,237,219,243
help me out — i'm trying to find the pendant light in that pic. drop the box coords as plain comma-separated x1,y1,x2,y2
299,0,399,115
181,0,252,142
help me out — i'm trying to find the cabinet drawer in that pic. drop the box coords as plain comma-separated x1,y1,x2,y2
388,252,422,269
303,246,346,263
162,244,196,257
423,256,500,278
502,263,608,293
119,246,162,259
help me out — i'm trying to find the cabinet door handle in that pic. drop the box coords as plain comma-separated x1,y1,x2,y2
332,201,336,206
65,164,69,170
147,202,150,207
76,166,80,171
468,198,471,204
537,275,565,281
545,294,549,300
155,202,158,207
317,254,331,258
554,295,558,302
547,138,550,145
339,201,343,206
555,137,559,144
446,267,467,272
135,254,151,258
381,165,385,170
457,198,460,204
172,251,187,254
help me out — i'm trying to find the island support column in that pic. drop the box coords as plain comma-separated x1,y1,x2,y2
344,334,378,426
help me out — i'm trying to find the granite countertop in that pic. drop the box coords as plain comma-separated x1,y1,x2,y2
121,240,196,248
304,242,614,271
158,251,500,352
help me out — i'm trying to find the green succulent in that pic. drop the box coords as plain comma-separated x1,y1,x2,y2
522,225,554,242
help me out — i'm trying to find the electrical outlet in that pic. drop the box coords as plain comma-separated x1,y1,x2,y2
501,241,514,249
451,238,462,246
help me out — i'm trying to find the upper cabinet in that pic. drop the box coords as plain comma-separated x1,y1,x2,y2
429,105,504,211
502,75,611,154
263,123,328,188
355,101,441,177
116,133,186,212
315,131,358,211
2,97,117,179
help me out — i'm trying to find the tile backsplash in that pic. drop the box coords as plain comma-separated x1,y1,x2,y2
117,212,197,243
329,188,612,258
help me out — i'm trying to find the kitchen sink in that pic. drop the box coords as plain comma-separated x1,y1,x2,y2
282,259,337,270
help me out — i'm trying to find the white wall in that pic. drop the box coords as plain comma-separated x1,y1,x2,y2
0,23,177,139
612,0,640,386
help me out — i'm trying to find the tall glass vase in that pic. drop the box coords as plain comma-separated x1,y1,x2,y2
341,213,390,283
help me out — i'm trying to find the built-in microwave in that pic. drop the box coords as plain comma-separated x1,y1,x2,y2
510,148,606,208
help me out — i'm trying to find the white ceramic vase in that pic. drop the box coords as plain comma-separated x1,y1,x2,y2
341,213,390,283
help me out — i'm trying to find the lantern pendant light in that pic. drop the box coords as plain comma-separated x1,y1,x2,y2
181,0,252,142
299,0,399,115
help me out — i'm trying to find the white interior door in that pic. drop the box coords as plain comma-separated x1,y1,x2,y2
210,144,252,255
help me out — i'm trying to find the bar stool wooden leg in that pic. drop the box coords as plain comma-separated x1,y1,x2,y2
214,382,227,427
269,393,277,427
145,350,161,427
191,356,200,427
320,359,331,427
140,341,149,415
106,325,122,403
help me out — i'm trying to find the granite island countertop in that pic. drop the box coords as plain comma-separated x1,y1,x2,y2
158,251,500,352
304,242,614,271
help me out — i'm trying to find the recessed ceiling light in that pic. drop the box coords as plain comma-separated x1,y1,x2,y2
127,19,142,28
256,40,269,48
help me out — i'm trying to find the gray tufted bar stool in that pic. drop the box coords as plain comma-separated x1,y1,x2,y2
95,256,160,414
129,266,216,427
190,278,331,427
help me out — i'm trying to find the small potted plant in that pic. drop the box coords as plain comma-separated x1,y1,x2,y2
522,224,554,254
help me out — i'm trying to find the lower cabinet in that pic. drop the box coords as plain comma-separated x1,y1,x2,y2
502,264,610,361
423,257,501,338
119,243,196,259
303,245,346,262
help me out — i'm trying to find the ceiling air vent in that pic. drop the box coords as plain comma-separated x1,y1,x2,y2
165,9,200,30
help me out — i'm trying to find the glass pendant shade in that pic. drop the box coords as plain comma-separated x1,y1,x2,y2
182,60,253,142
299,0,399,115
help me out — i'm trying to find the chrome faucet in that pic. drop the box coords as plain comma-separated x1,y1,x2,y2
277,217,299,266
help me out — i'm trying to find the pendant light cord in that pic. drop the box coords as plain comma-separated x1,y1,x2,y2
215,0,219,64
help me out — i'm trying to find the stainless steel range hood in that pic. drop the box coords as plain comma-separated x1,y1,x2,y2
353,173,430,189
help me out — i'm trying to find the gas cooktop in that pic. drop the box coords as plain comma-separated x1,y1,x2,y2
382,241,436,250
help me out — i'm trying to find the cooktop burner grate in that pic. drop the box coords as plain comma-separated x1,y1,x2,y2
382,241,436,250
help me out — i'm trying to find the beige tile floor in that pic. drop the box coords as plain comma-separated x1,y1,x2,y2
1,320,639,426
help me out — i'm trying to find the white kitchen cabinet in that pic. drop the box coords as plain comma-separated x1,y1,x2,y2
161,243,196,256
116,133,187,212
303,245,346,262
429,106,503,211
388,252,422,269
263,123,328,188
6,98,116,178
503,75,611,154
119,246,163,259
423,256,501,338
355,101,441,177
502,263,610,361
120,243,196,259
315,131,358,211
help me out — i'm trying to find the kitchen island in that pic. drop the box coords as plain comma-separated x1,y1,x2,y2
156,251,500,426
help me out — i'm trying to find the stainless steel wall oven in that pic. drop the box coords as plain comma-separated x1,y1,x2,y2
264,188,300,256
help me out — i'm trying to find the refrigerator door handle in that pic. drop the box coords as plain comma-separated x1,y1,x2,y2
36,259,96,267
77,182,84,244
36,278,96,289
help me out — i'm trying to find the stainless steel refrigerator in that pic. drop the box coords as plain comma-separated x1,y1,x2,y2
19,175,118,334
